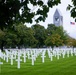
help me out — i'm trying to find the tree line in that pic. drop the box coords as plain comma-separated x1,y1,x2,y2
0,23,76,51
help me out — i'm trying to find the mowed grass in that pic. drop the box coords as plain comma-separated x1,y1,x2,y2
0,53,76,75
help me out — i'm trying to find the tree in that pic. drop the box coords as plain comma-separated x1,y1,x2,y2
45,33,63,49
0,29,5,41
53,26,68,45
46,24,68,49
67,38,76,48
31,24,47,47
0,29,5,50
47,24,68,45
5,32,19,48
0,0,61,30
15,23,37,48
0,0,75,28
67,0,76,21
2,23,38,49
47,24,58,35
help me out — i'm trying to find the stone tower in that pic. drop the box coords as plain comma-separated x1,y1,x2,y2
53,9,63,26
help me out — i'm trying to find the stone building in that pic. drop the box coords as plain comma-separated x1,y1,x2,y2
53,9,63,26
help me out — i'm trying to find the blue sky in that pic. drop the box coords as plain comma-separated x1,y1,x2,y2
26,0,76,39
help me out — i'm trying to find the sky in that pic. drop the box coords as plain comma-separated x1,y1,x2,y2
26,0,76,39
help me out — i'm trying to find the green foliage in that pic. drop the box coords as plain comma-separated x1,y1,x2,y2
45,34,63,48
31,24,47,47
0,29,5,47
47,24,58,35
53,26,68,44
48,0,61,7
5,32,19,48
0,29,5,40
15,23,38,48
45,24,68,48
67,38,76,48
0,23,70,49
67,0,76,21
0,23,38,48
0,0,75,29
0,0,61,29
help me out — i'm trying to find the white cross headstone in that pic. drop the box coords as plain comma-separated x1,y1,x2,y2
50,53,53,61
53,50,57,57
74,49,76,56
14,51,17,59
3,53,6,60
0,50,3,65
27,51,31,59
57,52,60,60
5,50,9,62
33,52,37,61
32,55,35,65
10,52,14,65
23,50,27,63
47,50,50,58
16,51,22,69
71,50,73,56
62,51,65,58
67,50,69,57
41,52,46,63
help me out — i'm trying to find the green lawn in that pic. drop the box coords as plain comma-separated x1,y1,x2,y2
0,54,76,75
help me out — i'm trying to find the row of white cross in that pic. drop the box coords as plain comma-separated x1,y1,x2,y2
0,47,76,69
